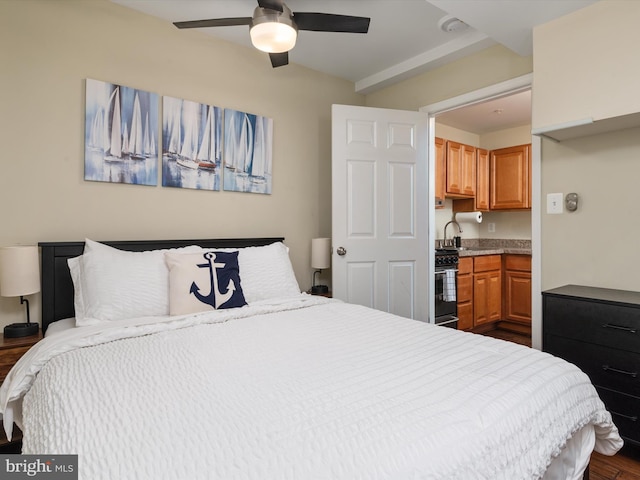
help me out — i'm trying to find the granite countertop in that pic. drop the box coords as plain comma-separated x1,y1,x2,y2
457,247,531,257
437,239,531,257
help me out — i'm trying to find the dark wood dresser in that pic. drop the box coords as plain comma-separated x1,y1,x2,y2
543,285,640,446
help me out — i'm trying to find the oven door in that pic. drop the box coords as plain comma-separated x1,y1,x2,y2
434,268,458,321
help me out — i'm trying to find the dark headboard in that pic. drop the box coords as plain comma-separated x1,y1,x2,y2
38,238,284,334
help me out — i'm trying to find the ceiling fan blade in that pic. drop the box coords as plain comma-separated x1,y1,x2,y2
293,12,370,33
269,52,289,68
174,17,252,29
257,0,284,12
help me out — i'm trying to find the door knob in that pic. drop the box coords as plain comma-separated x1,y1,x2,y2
337,246,347,256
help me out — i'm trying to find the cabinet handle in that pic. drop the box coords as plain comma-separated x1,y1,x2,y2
601,323,637,334
435,269,458,276
610,411,638,422
602,365,638,378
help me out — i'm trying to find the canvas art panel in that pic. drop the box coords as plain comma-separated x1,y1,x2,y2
85,79,158,186
162,96,222,191
223,108,273,195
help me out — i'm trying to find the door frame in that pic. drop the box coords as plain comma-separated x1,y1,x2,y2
419,73,543,349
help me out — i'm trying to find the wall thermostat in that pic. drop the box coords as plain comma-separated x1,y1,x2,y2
565,193,578,212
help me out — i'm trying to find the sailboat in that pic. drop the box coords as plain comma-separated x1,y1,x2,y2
197,107,216,171
249,116,268,184
89,108,105,151
129,92,145,160
224,112,237,172
164,102,181,161
235,113,253,177
104,87,123,162
143,112,151,158
177,101,199,169
121,123,130,157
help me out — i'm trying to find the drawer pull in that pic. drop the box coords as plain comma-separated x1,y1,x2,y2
610,411,638,422
601,323,637,334
602,365,638,378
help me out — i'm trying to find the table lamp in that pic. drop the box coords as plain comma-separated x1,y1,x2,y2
311,238,330,295
0,246,40,338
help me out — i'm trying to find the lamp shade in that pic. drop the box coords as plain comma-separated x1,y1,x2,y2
311,238,331,270
250,21,297,53
0,246,40,297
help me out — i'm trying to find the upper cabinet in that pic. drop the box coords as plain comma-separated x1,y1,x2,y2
447,142,531,212
532,1,640,141
490,144,531,210
475,148,489,211
445,141,475,198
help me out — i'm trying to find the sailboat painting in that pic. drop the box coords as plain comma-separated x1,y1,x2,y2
162,96,222,191
223,108,273,195
84,79,158,185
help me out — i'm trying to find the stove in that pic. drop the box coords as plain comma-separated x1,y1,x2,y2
434,249,459,328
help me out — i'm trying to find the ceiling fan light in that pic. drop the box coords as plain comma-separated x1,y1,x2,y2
250,21,297,53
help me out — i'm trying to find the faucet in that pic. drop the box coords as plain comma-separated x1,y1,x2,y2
443,220,462,246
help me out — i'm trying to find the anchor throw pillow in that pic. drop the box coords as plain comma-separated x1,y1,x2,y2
165,250,247,316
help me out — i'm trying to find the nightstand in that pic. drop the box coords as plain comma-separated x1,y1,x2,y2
0,330,42,453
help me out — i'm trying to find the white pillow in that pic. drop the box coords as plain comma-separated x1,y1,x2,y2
68,256,86,321
70,240,201,326
234,242,300,303
165,250,247,316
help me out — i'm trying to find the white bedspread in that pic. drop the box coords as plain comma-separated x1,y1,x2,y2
0,296,622,479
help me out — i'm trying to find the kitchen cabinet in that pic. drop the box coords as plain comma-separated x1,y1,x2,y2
456,257,473,331
452,143,530,213
490,144,531,210
434,137,445,209
445,141,475,198
543,285,640,446
503,255,531,326
473,255,501,326
475,148,489,211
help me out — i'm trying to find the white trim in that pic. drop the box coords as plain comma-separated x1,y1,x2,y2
421,72,542,349
420,74,533,115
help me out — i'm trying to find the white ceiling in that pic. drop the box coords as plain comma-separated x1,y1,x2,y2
436,90,532,135
111,0,597,133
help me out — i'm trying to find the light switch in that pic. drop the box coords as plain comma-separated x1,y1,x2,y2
547,193,563,214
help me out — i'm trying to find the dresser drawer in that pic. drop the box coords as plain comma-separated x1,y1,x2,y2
544,295,640,352
596,387,640,445
473,255,501,273
545,335,640,396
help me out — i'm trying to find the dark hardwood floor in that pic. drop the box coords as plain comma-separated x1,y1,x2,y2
482,327,640,479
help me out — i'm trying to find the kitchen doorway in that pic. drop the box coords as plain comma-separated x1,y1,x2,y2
421,73,543,349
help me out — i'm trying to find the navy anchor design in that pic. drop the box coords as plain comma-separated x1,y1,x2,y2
190,252,235,309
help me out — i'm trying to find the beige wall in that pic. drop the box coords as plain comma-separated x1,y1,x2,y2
0,0,363,327
541,127,640,291
366,45,532,111
533,0,640,129
534,1,640,292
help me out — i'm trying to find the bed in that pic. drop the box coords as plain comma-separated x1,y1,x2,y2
0,238,623,480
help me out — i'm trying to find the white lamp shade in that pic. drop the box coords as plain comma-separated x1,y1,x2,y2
0,246,40,297
250,22,297,53
311,238,331,269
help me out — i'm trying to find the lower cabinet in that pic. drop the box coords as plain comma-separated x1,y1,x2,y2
456,255,502,330
473,255,502,326
457,257,473,330
503,255,532,326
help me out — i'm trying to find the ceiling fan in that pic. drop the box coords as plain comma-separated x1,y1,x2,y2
174,0,370,68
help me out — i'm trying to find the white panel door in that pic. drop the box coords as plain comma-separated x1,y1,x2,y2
332,105,429,321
